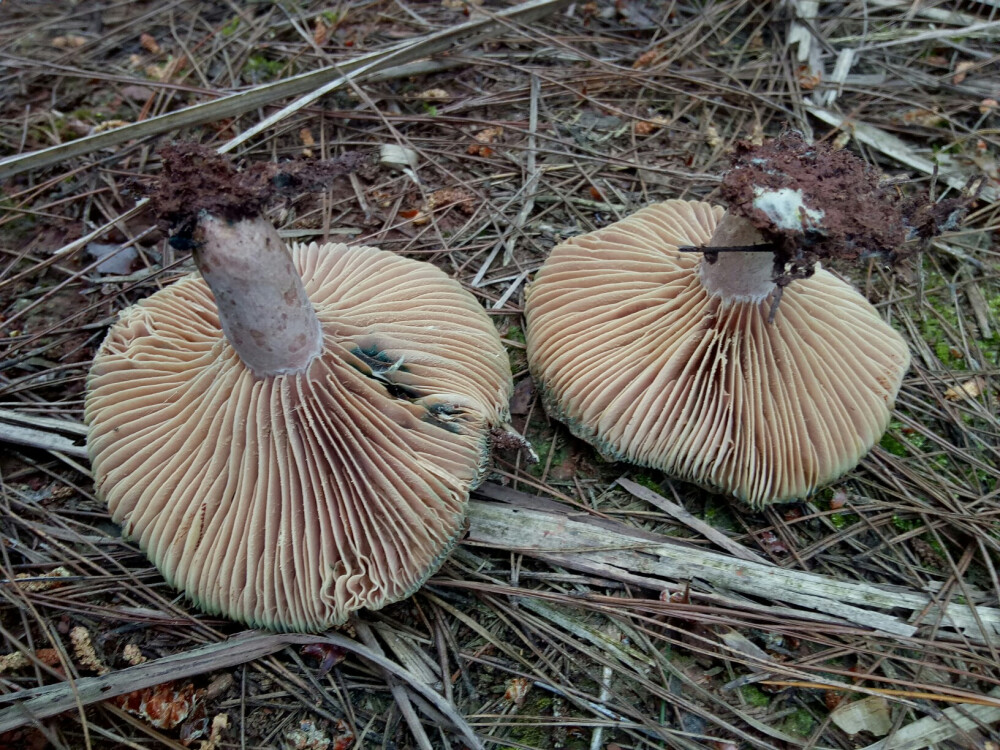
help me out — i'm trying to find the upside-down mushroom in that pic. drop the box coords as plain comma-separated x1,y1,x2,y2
525,132,963,507
86,145,512,631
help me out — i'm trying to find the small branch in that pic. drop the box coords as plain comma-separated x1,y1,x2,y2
465,499,1000,644
0,410,88,458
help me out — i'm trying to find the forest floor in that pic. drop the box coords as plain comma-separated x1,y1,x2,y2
1,1,999,748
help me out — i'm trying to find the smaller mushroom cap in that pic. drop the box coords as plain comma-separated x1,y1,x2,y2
524,200,910,506
87,241,512,631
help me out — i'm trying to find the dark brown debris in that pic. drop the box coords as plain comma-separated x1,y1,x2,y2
721,131,906,267
129,142,373,231
717,131,976,285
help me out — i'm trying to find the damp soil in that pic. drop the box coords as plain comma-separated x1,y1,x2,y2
721,131,906,265
718,131,973,286
131,142,374,232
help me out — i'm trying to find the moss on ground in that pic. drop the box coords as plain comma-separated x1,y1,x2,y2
741,685,771,707
781,707,816,737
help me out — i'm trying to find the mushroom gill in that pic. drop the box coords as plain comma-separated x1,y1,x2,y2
525,200,910,506
87,241,511,631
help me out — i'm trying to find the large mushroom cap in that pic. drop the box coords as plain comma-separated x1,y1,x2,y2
524,200,910,506
86,242,511,631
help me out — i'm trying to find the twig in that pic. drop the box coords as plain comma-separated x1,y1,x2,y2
465,500,1000,643
616,477,771,565
0,411,88,458
355,622,437,750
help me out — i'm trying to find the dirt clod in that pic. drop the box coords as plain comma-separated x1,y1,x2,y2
131,142,373,232
721,132,905,270
718,131,973,284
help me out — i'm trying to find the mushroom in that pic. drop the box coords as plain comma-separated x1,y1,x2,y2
524,132,953,507
86,145,512,631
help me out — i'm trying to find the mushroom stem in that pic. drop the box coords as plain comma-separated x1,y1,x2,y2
697,211,777,302
193,213,322,377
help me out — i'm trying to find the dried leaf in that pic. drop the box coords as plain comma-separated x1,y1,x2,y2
901,108,944,127
284,719,329,750
706,124,721,148
944,376,986,401
417,88,450,101
206,673,235,700
824,690,845,711
633,49,659,69
508,377,535,415
953,60,975,84
399,209,429,225
427,188,475,213
797,65,822,90
718,628,773,662
830,695,892,736
301,643,347,676
332,719,355,750
140,33,161,54
757,530,787,555
470,126,503,145
313,17,330,46
114,681,204,730
120,85,153,102
380,144,419,170
203,713,230,750
503,677,531,706
299,128,315,158
467,126,503,156
635,115,667,135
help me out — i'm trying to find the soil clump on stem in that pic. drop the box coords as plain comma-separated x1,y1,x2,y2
130,142,373,230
